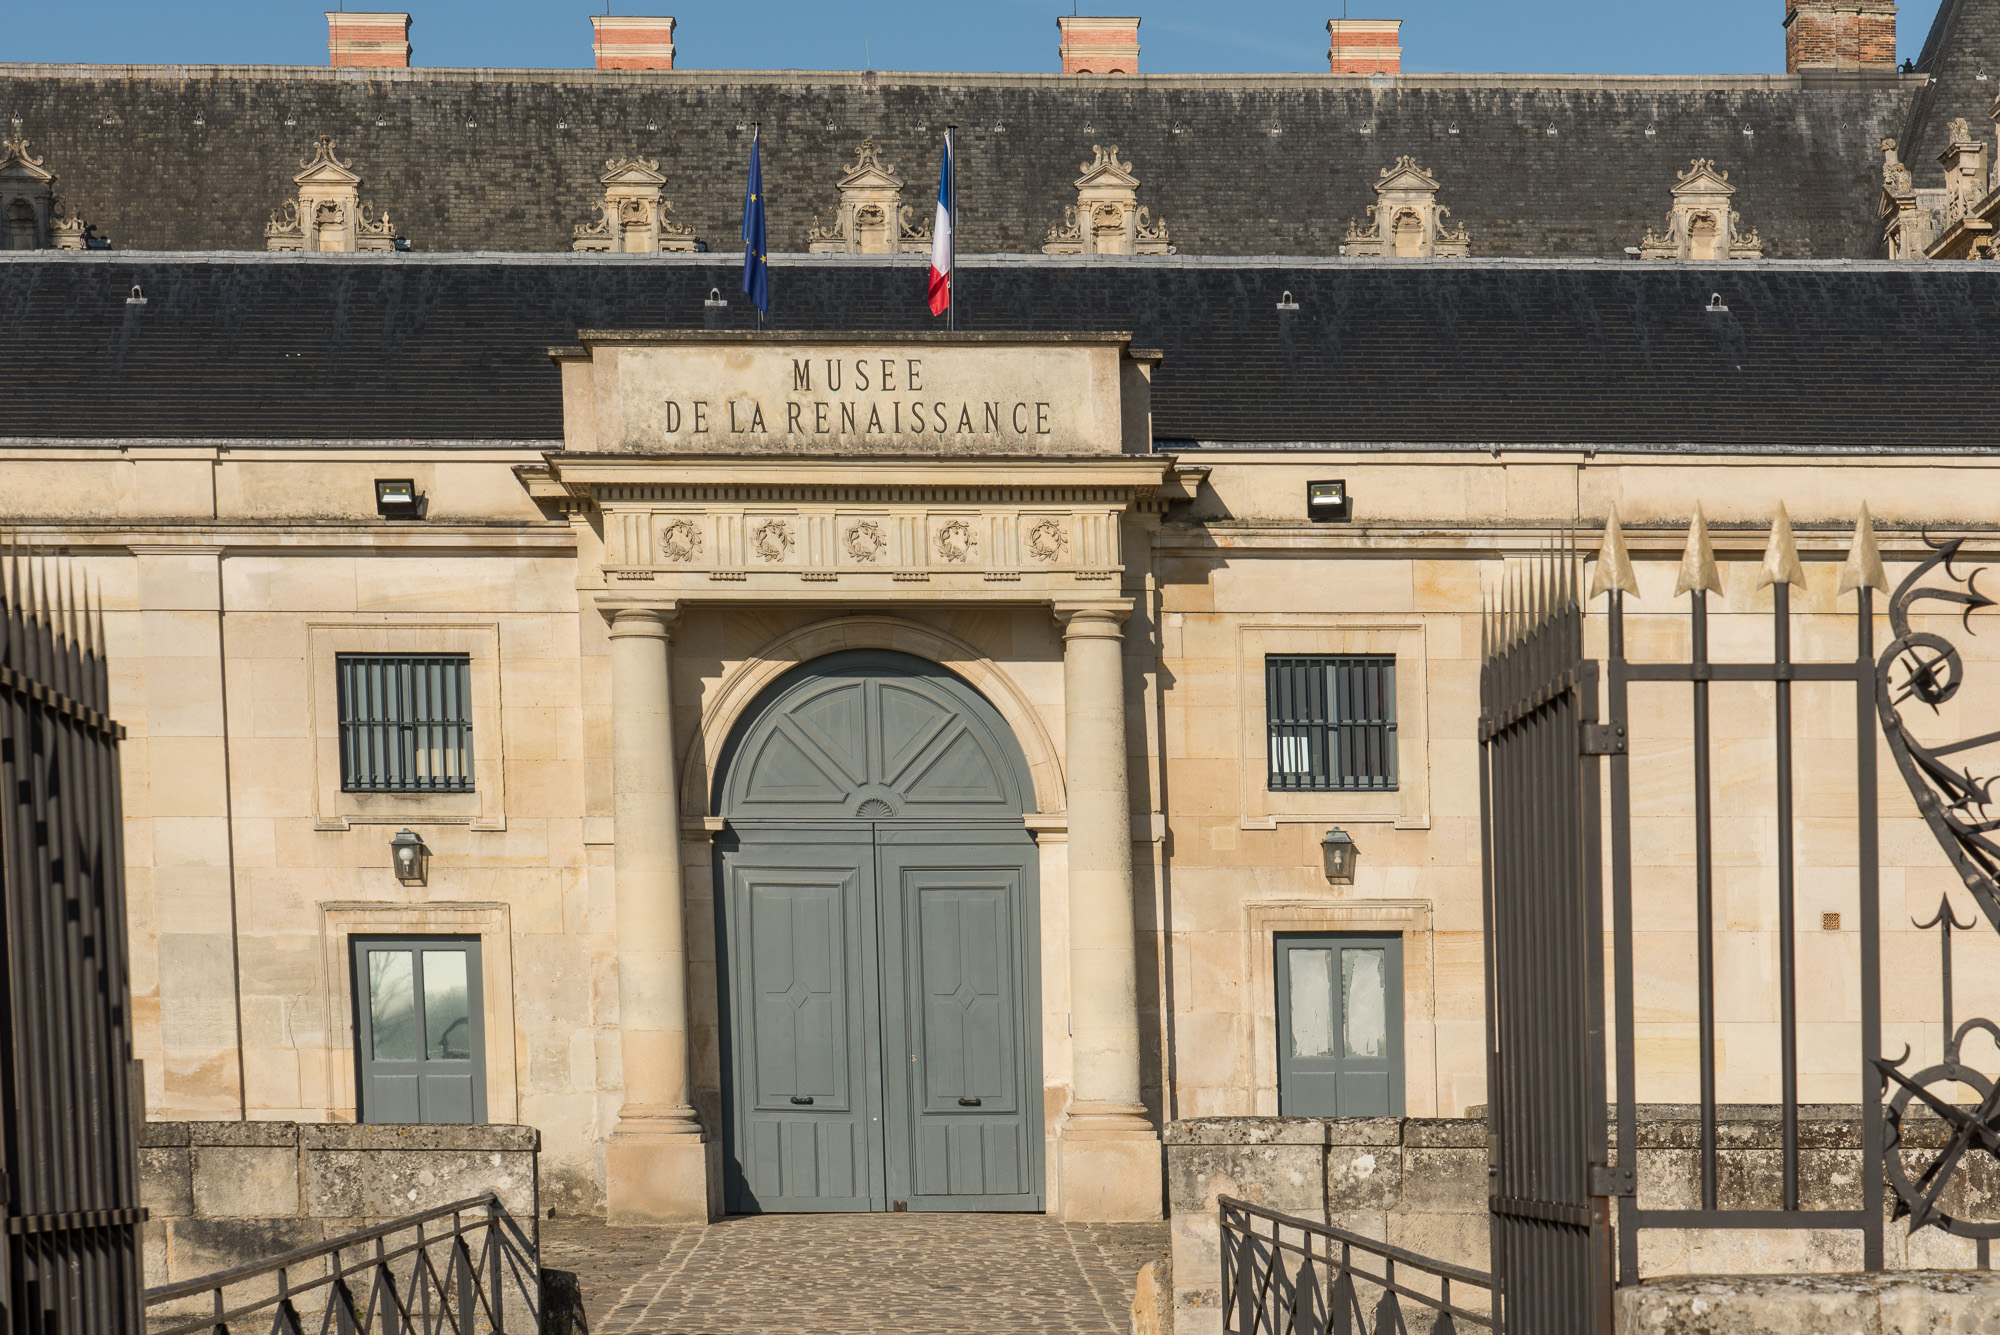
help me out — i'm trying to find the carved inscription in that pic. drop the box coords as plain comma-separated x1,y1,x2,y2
659,357,1056,445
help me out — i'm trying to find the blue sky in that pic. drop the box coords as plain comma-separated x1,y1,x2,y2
7,1,1948,74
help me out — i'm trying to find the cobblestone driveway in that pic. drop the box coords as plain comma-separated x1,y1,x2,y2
540,1213,1168,1334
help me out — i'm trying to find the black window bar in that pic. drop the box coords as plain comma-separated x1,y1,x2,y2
337,654,475,793
1266,655,1398,792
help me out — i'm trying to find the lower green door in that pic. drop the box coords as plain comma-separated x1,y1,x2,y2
719,824,1042,1213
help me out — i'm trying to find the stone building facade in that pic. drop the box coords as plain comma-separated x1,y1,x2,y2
7,0,2000,1250
6,253,2000,1237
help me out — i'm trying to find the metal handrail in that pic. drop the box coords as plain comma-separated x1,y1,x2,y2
144,1190,536,1335
1220,1195,1495,1333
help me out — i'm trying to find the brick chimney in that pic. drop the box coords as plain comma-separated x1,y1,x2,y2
1784,1,1897,73
1328,19,1401,74
326,12,412,68
1058,16,1140,74
591,15,676,71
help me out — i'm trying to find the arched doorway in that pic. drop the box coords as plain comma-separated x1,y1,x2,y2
712,650,1044,1213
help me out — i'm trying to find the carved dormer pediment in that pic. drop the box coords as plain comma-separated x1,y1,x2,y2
1043,145,1173,256
1637,159,1761,261
267,137,404,253
574,155,698,254
1342,156,1471,258
808,141,931,255
1,119,96,251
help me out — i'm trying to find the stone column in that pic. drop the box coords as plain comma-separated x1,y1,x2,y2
602,605,717,1224
1056,602,1162,1221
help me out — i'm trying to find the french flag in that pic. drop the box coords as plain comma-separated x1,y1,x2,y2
928,131,954,317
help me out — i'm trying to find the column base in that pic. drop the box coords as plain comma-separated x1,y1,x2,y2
1057,1119,1163,1222
605,1131,720,1225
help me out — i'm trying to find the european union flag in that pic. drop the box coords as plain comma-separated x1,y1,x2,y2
742,131,769,317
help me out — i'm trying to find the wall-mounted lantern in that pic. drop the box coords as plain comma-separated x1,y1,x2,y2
390,828,429,887
1321,827,1359,885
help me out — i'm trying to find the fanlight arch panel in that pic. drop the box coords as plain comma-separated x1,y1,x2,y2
715,650,1034,822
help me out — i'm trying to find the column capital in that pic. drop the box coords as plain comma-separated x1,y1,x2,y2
1053,600,1132,638
596,594,680,636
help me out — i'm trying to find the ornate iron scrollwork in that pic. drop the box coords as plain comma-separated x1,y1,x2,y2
1874,534,2000,1238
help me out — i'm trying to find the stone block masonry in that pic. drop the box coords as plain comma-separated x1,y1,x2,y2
1166,1111,2000,1335
139,1121,539,1292
1058,16,1141,73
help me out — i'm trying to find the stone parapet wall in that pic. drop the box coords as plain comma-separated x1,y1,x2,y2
139,1121,539,1291
1167,1111,1999,1335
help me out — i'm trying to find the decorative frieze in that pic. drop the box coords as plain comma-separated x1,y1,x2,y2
1637,160,1763,261
807,141,932,255
1,120,98,251
572,157,698,254
600,503,1128,587
265,137,402,253
1341,157,1469,258
1043,146,1173,256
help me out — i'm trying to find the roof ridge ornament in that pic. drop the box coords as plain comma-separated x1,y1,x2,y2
1674,504,1723,598
1590,506,1639,599
1757,503,1807,591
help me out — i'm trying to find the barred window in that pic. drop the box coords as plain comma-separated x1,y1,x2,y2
1266,655,1397,792
337,655,475,793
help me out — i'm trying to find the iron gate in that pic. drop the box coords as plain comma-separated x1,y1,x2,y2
1478,508,2000,1331
0,551,144,1333
1478,546,1611,1335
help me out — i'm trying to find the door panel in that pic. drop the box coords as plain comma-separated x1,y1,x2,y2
877,827,1042,1212
1275,933,1404,1118
352,938,486,1125
719,831,884,1213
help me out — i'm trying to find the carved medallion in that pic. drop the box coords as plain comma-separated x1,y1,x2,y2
935,520,977,564
1027,519,1069,563
845,521,887,563
753,519,795,563
660,518,703,563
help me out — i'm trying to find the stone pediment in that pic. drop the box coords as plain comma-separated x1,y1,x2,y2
0,123,52,187
1374,156,1440,195
1074,144,1140,191
294,136,363,188
1669,159,1736,200
836,140,904,192
600,156,668,188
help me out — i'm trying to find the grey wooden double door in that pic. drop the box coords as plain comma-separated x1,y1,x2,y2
715,651,1044,1213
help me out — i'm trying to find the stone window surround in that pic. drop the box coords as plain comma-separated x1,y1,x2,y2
1235,620,1431,831
1244,900,1435,1119
318,901,519,1125
307,620,507,831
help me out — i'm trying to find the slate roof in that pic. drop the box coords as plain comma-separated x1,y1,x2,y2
3,252,1996,451
0,65,1927,260
1905,0,2000,170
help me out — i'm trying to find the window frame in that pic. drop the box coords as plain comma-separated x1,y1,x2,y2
350,934,489,1126
336,653,476,795
1264,653,1399,793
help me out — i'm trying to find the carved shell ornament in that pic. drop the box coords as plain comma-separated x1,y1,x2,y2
845,521,887,563
935,520,977,564
1027,519,1068,563
660,519,702,563
753,519,795,563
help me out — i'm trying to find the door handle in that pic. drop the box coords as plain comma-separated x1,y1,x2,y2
791,1096,815,1105
958,1097,982,1107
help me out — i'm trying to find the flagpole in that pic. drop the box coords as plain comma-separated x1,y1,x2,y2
946,125,958,333
756,122,764,332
